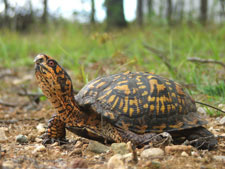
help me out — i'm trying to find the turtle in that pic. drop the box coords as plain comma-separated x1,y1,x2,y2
34,54,217,150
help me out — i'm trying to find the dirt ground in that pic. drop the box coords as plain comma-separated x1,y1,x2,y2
0,67,224,169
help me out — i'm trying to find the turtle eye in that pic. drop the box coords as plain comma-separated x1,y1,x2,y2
47,60,56,67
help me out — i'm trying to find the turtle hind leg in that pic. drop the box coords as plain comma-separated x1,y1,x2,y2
172,126,217,150
116,128,172,148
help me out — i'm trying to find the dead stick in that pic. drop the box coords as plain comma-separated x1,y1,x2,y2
188,57,225,68
0,100,17,107
143,43,176,73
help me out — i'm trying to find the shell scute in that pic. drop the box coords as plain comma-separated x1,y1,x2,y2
75,72,206,133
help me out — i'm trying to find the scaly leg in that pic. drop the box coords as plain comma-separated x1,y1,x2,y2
116,128,172,147
42,115,68,145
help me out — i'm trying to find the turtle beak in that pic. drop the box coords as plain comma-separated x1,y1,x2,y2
34,54,44,64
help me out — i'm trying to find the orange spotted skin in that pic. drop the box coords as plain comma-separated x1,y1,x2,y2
34,54,216,149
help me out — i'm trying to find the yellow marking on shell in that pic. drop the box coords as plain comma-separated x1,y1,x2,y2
111,96,119,109
142,91,148,96
139,85,146,89
169,122,183,128
143,104,148,109
114,85,130,95
108,95,116,103
147,75,154,79
136,76,142,80
149,79,166,93
179,105,183,112
171,104,175,110
96,81,106,88
129,108,134,117
150,105,154,112
132,88,137,94
152,123,166,131
166,81,171,85
98,90,112,100
137,82,143,85
103,111,115,120
119,99,123,109
136,125,148,134
182,99,185,105
89,79,101,87
160,104,165,113
123,96,129,113
123,71,130,75
148,96,155,102
171,92,176,98
175,83,185,96
117,80,128,85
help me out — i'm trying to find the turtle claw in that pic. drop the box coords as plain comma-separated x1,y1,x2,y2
41,133,68,145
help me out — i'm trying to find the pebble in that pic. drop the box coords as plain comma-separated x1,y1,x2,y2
111,143,130,155
86,141,110,154
74,140,83,148
0,128,8,142
36,123,46,134
219,116,225,125
141,148,164,158
69,148,82,156
165,145,192,154
32,145,46,154
197,107,207,116
70,158,88,169
107,154,125,169
16,134,28,144
2,161,14,169
181,151,189,157
35,137,43,143
191,151,199,157
213,155,225,162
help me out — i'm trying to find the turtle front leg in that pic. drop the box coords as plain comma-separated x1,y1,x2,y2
42,115,68,145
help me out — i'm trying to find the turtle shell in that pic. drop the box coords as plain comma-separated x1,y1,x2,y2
75,72,206,134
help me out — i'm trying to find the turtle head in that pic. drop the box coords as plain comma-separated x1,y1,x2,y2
34,54,74,104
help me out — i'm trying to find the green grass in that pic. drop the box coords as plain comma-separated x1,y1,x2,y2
0,22,224,106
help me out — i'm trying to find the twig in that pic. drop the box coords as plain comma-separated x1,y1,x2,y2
0,100,17,107
188,57,225,68
143,43,177,74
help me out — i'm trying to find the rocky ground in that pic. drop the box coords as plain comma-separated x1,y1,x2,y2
0,67,225,169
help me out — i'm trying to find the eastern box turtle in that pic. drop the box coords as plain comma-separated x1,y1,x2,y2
34,54,217,150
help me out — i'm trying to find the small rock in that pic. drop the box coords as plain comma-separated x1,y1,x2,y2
111,143,130,155
2,161,14,169
213,155,225,162
74,140,83,148
219,116,225,125
107,154,125,169
86,141,110,154
35,137,43,143
50,142,59,147
191,151,199,157
69,148,82,156
181,151,189,157
218,104,225,109
70,158,88,169
0,128,8,142
197,107,207,115
165,145,192,154
141,148,164,158
32,145,46,154
36,123,46,134
16,134,28,144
